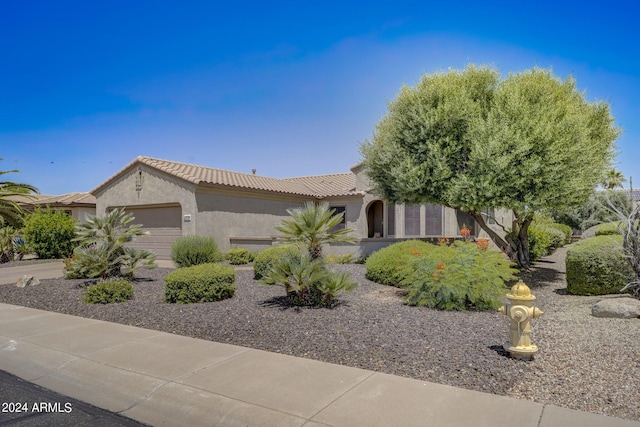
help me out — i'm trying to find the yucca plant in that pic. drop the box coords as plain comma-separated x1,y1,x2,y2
276,202,357,260
260,253,357,306
65,208,157,279
0,226,19,263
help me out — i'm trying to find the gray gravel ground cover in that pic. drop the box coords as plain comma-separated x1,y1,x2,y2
0,246,638,422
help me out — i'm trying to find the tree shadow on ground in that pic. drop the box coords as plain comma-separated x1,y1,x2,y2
518,265,565,291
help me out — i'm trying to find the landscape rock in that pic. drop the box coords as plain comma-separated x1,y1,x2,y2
15,275,40,288
592,298,640,319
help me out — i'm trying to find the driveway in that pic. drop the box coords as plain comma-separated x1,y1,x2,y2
0,261,65,285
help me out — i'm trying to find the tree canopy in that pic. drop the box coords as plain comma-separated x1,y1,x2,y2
361,65,620,267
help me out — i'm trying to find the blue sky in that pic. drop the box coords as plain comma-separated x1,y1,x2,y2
2,1,639,195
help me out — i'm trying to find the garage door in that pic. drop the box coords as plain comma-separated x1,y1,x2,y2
124,205,182,260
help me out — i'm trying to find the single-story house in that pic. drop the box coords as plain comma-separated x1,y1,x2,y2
92,156,513,259
10,192,96,223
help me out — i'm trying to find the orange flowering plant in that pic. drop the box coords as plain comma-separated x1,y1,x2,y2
476,238,489,251
402,241,517,310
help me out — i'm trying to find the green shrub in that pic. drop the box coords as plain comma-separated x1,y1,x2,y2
365,240,433,287
326,253,355,264
566,235,634,295
0,227,19,263
403,241,517,310
226,248,252,265
83,279,134,304
171,235,222,268
165,263,235,303
253,245,299,279
547,223,572,245
259,254,356,306
23,208,76,259
595,222,623,236
528,222,567,261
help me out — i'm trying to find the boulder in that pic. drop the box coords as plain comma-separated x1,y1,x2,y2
15,275,40,288
592,298,640,319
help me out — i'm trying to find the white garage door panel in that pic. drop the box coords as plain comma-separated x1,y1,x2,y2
125,206,182,260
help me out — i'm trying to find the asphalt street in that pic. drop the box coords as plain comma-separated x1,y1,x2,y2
0,370,147,426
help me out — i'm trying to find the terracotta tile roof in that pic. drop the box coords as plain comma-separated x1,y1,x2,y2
282,173,357,197
93,156,360,198
11,192,96,206
5,194,51,204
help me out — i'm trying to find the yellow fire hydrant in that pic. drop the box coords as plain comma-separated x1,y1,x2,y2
498,280,543,360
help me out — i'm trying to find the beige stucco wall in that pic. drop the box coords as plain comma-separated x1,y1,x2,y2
195,188,309,251
94,164,197,235
71,207,95,223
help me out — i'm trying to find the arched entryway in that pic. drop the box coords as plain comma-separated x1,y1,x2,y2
367,200,384,238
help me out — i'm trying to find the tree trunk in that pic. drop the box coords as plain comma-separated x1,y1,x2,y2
469,211,532,269
309,242,322,261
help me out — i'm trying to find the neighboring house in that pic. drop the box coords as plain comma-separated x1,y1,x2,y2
10,192,96,223
92,156,513,259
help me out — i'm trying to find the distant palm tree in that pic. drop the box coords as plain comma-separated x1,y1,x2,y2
602,169,626,190
0,162,39,228
276,202,357,260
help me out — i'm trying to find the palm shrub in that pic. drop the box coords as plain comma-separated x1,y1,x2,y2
65,208,157,279
259,253,356,306
22,208,76,259
403,241,517,310
0,162,39,228
171,235,222,268
276,202,357,260
253,245,299,279
0,226,19,263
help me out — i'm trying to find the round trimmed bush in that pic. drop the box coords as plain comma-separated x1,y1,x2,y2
528,223,566,261
566,235,634,295
547,223,572,245
365,240,433,287
226,248,253,265
171,235,223,268
595,222,623,236
165,263,235,303
253,245,299,279
83,279,133,304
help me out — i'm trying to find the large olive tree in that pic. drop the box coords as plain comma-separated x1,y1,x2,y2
361,65,619,268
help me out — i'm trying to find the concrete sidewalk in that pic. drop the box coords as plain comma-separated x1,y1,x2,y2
0,303,637,426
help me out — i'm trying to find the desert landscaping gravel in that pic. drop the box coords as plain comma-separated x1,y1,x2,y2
1,246,638,422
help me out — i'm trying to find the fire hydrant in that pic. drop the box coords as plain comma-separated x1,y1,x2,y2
498,280,543,360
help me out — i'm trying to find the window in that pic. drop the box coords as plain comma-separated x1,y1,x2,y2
424,204,443,235
456,211,476,236
404,205,420,236
482,208,496,225
386,203,395,236
330,206,346,231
